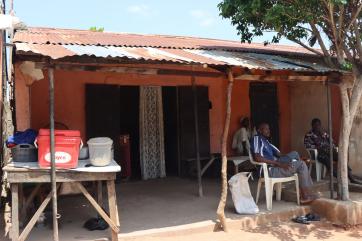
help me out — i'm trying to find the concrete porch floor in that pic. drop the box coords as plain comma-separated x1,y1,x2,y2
3,177,309,241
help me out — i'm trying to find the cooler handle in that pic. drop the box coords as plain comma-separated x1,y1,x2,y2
34,139,83,149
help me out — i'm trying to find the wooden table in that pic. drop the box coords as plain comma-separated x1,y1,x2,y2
3,160,121,241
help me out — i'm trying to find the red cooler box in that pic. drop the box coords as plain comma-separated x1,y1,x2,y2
35,129,82,169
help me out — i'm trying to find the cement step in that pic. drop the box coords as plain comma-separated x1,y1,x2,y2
118,205,310,240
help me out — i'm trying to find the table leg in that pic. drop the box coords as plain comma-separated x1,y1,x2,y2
11,183,19,241
97,181,103,207
107,180,119,241
19,184,25,228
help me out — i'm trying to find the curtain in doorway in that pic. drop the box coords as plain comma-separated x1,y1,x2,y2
139,86,166,180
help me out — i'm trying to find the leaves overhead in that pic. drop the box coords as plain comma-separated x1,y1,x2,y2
218,0,362,72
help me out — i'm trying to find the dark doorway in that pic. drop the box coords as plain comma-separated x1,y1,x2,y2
178,86,211,176
162,87,179,176
119,86,140,179
86,84,121,178
86,85,140,179
249,82,280,146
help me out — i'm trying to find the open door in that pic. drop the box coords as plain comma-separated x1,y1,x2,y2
86,84,121,178
249,82,280,146
178,86,211,176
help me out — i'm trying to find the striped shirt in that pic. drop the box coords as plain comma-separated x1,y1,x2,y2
250,134,280,161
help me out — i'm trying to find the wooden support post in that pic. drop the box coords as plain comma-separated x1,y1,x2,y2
75,182,119,234
97,181,103,207
216,68,234,232
191,75,203,197
19,191,52,241
107,180,120,241
48,67,59,241
11,183,19,241
327,83,334,199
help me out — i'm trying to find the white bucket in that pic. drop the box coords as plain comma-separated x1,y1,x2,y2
87,137,113,166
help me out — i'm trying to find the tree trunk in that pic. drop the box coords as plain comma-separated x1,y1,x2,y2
338,74,362,200
338,104,351,200
216,68,234,231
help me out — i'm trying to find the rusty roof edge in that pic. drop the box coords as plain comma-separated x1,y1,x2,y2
13,42,321,58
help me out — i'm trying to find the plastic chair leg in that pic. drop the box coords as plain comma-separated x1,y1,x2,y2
275,183,282,201
316,161,322,182
322,166,327,178
265,181,273,211
256,179,262,204
295,176,300,205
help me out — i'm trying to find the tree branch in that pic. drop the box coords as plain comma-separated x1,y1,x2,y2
342,45,360,92
309,22,334,66
349,75,362,126
345,4,362,32
288,38,324,56
353,21,362,64
337,5,345,41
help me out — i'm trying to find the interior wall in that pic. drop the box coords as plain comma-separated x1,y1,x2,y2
15,63,323,156
349,99,362,176
20,66,226,153
290,82,329,156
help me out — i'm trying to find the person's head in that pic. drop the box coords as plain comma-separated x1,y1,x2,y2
257,122,271,138
311,118,322,133
240,117,250,128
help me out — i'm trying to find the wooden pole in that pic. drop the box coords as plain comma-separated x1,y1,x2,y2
191,75,203,197
216,68,234,231
48,67,59,241
327,82,334,199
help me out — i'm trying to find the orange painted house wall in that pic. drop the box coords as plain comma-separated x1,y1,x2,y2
15,64,292,154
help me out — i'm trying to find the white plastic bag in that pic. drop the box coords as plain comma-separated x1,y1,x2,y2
228,172,259,214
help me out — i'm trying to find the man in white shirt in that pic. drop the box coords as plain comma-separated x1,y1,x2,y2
232,117,251,156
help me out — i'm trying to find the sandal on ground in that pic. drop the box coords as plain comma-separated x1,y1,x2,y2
292,216,310,225
305,213,320,221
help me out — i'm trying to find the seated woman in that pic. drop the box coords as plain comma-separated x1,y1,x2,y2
250,122,318,204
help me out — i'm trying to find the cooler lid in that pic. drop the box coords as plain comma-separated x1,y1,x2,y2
38,129,81,137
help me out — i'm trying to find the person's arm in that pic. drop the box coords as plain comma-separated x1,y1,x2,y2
242,141,247,156
241,128,248,155
304,133,316,149
251,136,289,169
254,154,290,170
231,130,239,149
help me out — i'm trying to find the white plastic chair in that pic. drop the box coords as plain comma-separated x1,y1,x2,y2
306,148,326,182
247,140,300,211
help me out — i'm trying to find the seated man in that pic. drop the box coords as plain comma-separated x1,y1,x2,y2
304,118,359,183
232,117,252,156
250,122,317,204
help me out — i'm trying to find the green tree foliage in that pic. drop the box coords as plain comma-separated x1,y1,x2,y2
89,26,104,32
218,0,361,72
218,0,361,201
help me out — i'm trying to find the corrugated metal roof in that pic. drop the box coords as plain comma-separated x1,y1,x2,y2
15,43,332,72
14,27,334,72
14,27,319,55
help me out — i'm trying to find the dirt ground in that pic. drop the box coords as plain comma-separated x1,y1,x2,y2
128,222,362,241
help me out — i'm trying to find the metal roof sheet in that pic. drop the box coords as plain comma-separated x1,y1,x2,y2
15,43,332,72
14,27,318,56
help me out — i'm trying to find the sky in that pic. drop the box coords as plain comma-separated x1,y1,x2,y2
11,0,293,45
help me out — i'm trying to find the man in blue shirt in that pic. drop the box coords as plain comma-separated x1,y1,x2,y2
250,123,317,204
